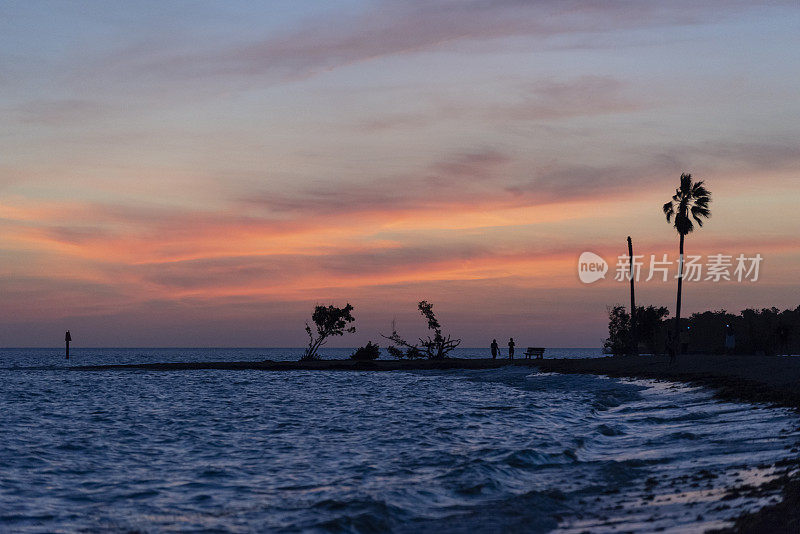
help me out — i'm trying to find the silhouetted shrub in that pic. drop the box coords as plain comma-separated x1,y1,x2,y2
350,341,381,361
636,305,670,355
382,300,461,359
604,304,669,356
603,305,632,356
685,310,737,354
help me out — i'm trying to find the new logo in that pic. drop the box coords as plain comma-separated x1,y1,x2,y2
578,252,608,284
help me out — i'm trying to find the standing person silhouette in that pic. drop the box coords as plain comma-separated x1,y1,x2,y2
508,338,515,360
490,339,499,359
65,330,71,360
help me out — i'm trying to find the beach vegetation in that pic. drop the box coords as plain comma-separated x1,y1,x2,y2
604,305,633,356
604,304,669,356
350,341,381,361
636,305,670,355
687,307,799,356
382,300,461,359
302,303,356,361
605,304,800,356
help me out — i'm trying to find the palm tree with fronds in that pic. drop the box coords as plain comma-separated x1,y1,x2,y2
663,173,711,360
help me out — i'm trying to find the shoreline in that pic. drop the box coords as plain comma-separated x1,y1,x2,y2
535,354,800,410
67,354,800,532
535,354,800,532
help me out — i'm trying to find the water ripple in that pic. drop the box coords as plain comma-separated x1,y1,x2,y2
0,353,798,532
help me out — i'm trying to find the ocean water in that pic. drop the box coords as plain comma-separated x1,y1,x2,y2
0,347,604,368
1,349,798,533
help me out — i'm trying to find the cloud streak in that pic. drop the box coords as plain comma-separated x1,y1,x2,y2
102,1,787,85
357,76,642,132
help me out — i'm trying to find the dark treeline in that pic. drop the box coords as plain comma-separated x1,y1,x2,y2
605,305,799,357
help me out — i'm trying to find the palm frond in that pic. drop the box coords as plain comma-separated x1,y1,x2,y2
679,173,693,192
691,205,710,226
678,197,691,215
665,172,711,235
676,213,694,234
693,196,710,209
691,180,708,193
663,201,674,221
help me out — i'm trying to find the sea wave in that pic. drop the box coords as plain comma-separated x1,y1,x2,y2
0,356,798,532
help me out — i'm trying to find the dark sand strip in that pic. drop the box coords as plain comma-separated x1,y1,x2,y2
535,354,800,410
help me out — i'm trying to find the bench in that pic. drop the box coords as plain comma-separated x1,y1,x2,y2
523,347,545,360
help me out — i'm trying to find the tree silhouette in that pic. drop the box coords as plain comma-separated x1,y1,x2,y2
663,173,711,357
603,305,632,357
302,303,355,361
382,300,461,359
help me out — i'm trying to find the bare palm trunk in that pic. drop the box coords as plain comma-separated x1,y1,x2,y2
674,233,685,355
627,236,637,356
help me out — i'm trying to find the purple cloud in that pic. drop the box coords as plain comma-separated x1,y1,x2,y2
357,75,641,132
240,148,512,215
102,1,786,84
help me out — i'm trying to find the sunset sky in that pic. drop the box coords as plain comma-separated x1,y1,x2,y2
1,1,798,347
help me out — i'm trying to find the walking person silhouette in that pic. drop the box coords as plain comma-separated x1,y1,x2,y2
491,339,499,359
508,338,515,360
